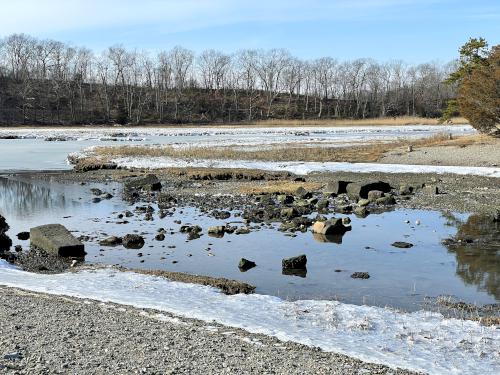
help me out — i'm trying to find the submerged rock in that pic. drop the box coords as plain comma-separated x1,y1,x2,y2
99,236,123,246
351,272,370,279
391,241,414,249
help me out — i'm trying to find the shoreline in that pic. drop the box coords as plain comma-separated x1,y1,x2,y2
0,285,417,375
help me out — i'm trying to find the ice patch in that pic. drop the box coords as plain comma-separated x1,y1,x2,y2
0,261,498,374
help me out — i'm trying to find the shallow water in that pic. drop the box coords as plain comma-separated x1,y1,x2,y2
0,125,474,171
0,174,497,311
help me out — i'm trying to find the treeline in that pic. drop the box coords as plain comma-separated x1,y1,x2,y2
0,33,457,125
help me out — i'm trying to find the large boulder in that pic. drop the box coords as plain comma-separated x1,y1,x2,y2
323,181,351,196
30,224,85,257
346,181,392,199
124,174,162,191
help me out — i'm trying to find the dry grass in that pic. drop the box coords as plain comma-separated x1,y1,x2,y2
238,181,323,195
88,133,491,164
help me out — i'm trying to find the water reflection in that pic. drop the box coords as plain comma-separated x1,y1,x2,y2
444,214,500,300
0,176,80,220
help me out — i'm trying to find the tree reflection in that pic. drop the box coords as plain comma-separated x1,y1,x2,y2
444,213,500,300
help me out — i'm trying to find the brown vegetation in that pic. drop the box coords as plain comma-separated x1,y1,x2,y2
91,133,486,164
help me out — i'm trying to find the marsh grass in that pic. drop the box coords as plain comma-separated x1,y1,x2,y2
90,133,488,164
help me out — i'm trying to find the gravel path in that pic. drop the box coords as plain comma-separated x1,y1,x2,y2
0,287,416,375
380,142,500,167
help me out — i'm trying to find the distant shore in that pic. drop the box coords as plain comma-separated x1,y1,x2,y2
0,116,468,129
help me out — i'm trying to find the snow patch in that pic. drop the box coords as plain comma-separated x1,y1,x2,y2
110,156,500,177
0,261,498,375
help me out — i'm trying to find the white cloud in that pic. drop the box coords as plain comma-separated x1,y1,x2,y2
0,0,440,36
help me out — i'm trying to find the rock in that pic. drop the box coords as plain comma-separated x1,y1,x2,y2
238,258,256,271
295,186,312,199
312,218,351,235
16,231,29,240
30,224,85,257
358,199,370,207
376,196,396,205
346,181,392,199
208,226,225,235
155,233,165,241
235,227,251,235
323,181,350,195
180,225,202,234
316,199,329,210
122,234,145,249
90,188,103,196
277,195,294,204
102,193,113,199
211,210,231,220
124,174,162,191
336,205,352,214
367,190,384,201
492,210,500,222
99,236,122,246
354,206,369,217
423,185,439,195
281,207,299,219
282,254,307,270
391,241,414,249
399,184,414,195
351,272,370,279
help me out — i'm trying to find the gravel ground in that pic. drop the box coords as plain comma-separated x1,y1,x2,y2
0,286,417,375
380,142,500,167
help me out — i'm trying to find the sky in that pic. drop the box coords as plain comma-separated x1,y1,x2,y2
0,0,498,63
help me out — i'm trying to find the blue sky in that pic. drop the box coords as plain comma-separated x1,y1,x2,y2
0,0,498,62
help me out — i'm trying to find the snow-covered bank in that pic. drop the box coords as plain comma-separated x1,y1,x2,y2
110,156,500,177
0,261,498,375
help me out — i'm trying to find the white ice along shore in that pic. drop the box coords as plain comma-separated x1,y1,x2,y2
0,261,498,375
107,156,500,178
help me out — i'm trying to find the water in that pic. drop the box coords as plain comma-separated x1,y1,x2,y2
0,174,497,311
0,125,474,171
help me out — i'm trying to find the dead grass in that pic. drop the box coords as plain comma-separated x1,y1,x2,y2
88,133,492,164
238,181,323,195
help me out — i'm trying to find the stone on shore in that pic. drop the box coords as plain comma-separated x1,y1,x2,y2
30,224,85,257
124,174,162,191
99,236,122,246
346,181,392,199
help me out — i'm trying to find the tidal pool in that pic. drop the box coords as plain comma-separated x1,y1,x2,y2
0,174,497,312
